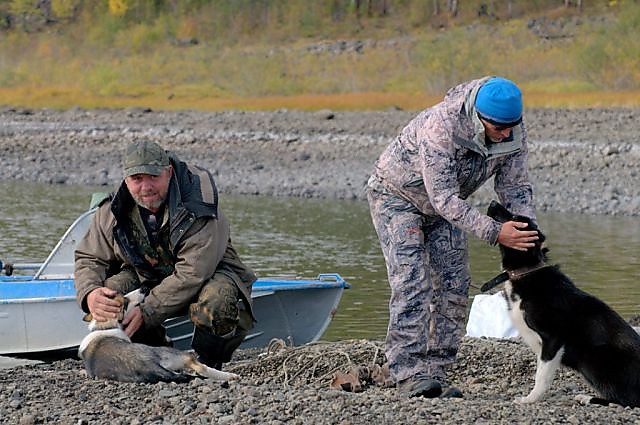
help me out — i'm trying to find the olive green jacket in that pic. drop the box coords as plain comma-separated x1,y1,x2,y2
74,153,256,328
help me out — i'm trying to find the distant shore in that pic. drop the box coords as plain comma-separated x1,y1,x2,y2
1,106,639,216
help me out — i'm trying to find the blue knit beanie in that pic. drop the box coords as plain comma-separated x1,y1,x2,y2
475,77,522,126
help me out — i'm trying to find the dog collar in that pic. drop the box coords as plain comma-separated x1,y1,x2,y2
480,262,549,293
507,262,549,281
480,271,509,292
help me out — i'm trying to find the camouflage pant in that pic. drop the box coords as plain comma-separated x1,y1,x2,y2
105,267,251,345
367,188,471,384
189,272,253,337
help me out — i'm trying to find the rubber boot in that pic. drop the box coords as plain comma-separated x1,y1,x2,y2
398,375,443,398
131,325,171,347
191,326,246,369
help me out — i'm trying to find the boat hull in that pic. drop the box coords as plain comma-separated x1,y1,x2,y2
0,274,348,355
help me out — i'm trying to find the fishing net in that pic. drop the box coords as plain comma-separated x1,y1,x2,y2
227,338,390,391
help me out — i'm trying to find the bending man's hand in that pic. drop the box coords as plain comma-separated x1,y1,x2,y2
497,221,539,252
122,305,144,337
87,287,121,321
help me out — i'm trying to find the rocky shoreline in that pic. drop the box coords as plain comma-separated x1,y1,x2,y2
2,337,640,424
1,106,639,216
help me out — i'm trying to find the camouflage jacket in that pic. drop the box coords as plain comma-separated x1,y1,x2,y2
369,77,536,245
75,153,256,327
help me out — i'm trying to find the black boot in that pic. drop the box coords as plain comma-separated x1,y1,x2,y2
191,326,246,369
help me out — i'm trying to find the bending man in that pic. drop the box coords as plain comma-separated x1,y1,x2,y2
367,76,539,398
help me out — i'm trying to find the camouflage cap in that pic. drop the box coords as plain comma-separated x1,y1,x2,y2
123,141,170,177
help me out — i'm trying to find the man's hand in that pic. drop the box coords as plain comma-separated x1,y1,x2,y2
497,221,539,251
87,287,121,321
122,305,144,337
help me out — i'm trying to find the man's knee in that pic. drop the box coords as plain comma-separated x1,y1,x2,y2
189,274,241,336
429,292,468,344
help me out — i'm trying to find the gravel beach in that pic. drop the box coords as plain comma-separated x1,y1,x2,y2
2,337,640,424
1,106,639,424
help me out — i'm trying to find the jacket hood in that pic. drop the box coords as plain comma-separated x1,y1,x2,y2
166,152,219,220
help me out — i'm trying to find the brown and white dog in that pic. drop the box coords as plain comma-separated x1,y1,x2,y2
78,289,239,383
484,200,640,407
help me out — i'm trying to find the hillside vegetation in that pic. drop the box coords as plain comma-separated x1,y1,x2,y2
1,0,639,110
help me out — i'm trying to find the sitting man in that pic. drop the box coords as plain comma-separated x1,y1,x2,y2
74,140,256,368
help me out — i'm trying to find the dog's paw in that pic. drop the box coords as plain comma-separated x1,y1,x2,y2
575,394,592,406
574,394,610,407
208,370,240,382
514,395,537,404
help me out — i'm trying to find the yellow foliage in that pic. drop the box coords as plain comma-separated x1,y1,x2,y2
1,0,640,110
113,23,161,52
51,0,77,18
35,40,54,58
108,0,128,16
176,17,199,40
1,85,639,112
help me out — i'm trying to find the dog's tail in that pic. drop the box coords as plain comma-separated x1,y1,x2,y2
575,394,612,407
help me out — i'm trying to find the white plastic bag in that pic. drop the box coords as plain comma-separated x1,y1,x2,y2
465,291,519,339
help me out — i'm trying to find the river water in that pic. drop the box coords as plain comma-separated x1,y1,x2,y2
1,181,639,342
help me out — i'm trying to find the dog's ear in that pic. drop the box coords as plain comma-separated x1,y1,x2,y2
487,201,514,223
513,214,546,244
537,229,546,244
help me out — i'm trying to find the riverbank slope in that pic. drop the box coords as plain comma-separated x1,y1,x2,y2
1,107,638,215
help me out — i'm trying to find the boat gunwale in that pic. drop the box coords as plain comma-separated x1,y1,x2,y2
1,296,77,304
1,274,349,303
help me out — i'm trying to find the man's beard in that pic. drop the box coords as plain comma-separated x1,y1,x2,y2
132,192,166,211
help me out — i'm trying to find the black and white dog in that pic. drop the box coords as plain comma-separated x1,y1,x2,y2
78,289,239,384
483,201,640,407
